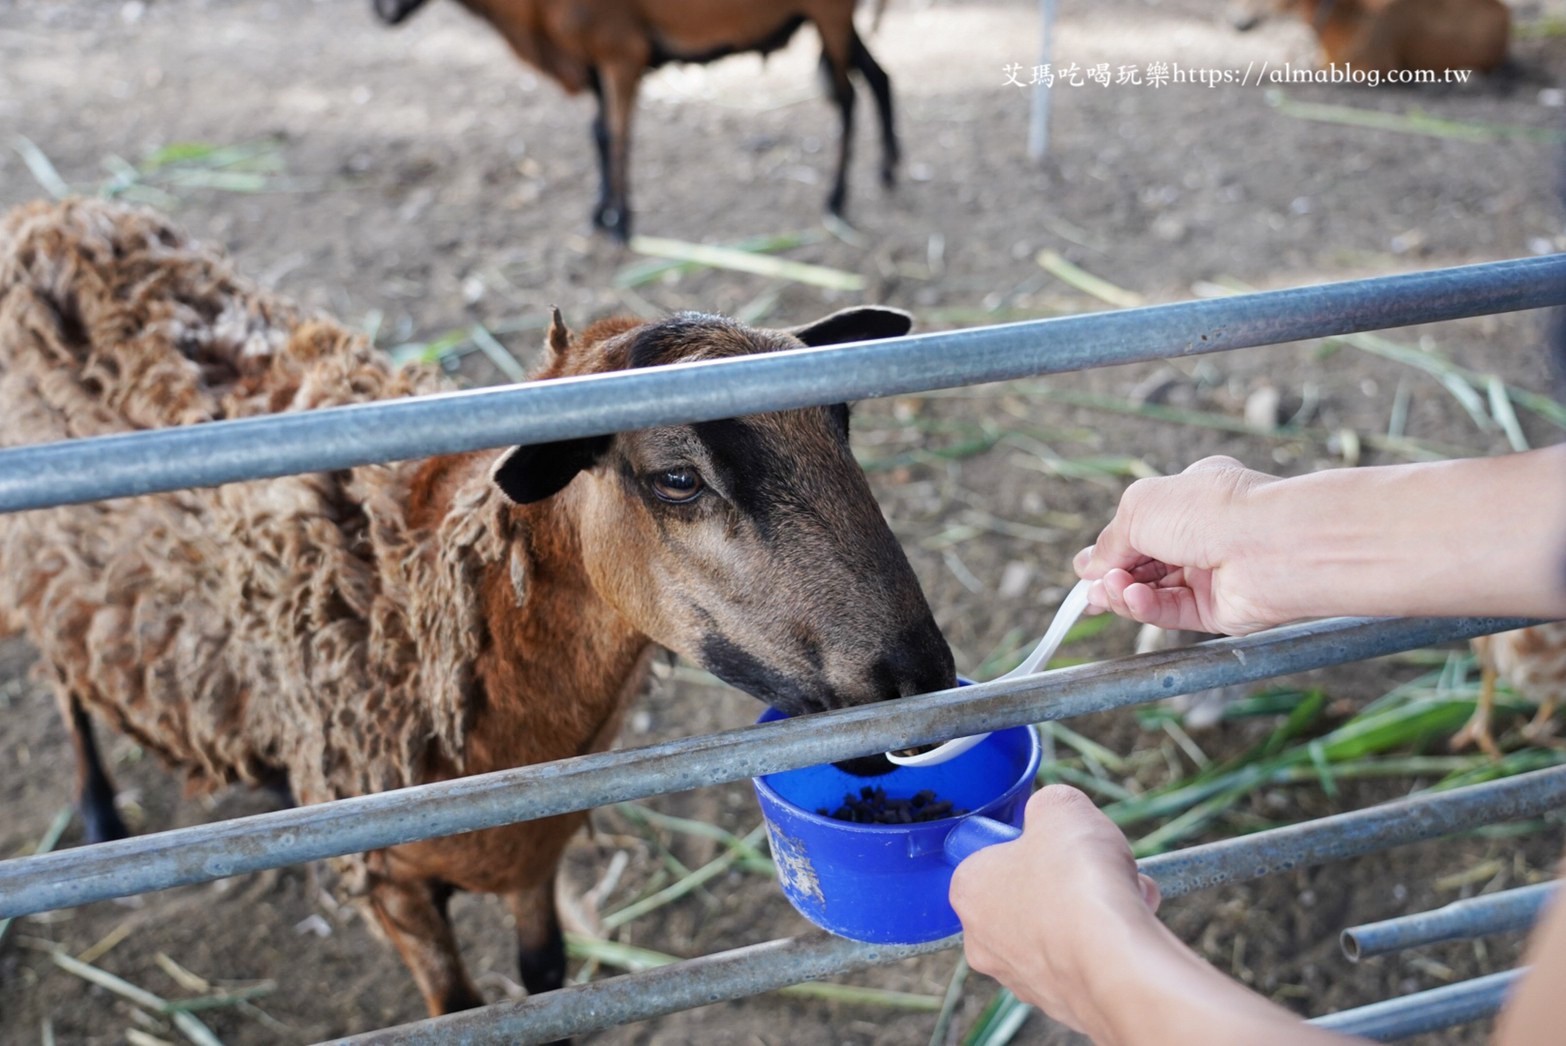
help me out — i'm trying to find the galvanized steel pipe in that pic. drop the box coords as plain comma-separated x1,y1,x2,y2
1342,882,1558,961
1308,968,1523,1041
325,774,1560,1046
326,930,957,1046
1140,773,1565,900
0,255,1562,513
0,614,1531,918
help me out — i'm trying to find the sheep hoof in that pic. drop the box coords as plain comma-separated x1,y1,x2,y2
80,803,130,845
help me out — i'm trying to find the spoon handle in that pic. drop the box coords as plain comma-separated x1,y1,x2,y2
1001,578,1093,681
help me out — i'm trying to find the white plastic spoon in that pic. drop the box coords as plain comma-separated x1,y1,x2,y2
887,578,1093,767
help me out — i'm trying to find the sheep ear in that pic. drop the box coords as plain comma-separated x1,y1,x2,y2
491,435,612,505
788,307,913,347
545,306,571,362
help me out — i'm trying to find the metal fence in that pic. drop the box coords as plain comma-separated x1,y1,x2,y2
2,255,1564,1044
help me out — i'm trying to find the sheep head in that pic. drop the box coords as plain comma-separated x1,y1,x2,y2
491,308,956,737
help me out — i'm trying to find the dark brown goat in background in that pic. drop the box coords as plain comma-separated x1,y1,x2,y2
0,198,952,1016
373,0,898,241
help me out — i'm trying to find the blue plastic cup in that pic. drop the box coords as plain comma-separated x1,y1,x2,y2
751,704,1039,944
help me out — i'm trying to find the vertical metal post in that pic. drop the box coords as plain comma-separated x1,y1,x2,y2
1028,0,1058,159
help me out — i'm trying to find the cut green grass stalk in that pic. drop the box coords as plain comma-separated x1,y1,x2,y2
563,934,943,1010
614,804,773,873
615,230,821,288
1008,382,1466,461
1039,722,1128,774
1516,16,1566,38
601,823,770,930
962,988,1033,1046
163,984,277,1015
627,235,864,291
929,955,971,1046
48,950,223,1046
1209,277,1566,437
1035,250,1143,309
14,136,71,198
1113,684,1516,852
468,323,528,383
1265,90,1565,143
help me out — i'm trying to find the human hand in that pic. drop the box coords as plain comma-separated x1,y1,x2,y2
949,786,1162,1038
1073,456,1289,635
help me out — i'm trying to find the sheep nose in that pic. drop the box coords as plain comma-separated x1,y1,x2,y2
873,620,957,702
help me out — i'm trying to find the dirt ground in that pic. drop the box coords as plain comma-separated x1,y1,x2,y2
3,0,1566,1043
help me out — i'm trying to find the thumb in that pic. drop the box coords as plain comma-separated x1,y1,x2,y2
1138,873,1162,913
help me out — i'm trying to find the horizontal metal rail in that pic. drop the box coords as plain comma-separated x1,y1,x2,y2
0,255,1561,514
327,771,1565,1045
0,614,1531,919
1342,882,1558,961
1308,968,1522,1041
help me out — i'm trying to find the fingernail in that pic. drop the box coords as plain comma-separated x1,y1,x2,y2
1072,545,1095,573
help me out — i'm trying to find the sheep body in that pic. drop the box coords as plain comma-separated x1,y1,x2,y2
0,199,468,807
0,197,952,1016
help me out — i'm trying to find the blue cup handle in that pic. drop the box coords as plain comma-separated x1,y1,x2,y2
943,815,1022,866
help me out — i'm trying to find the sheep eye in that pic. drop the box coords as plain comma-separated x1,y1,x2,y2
651,468,704,504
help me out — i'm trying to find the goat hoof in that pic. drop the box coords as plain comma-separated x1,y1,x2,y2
592,204,631,244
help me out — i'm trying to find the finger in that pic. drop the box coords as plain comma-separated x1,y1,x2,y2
1138,873,1162,914
1021,784,1099,832
1183,454,1244,476
1119,580,1211,632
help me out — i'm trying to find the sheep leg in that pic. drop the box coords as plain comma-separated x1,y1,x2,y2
590,62,641,243
849,31,898,189
503,877,567,995
368,878,484,1015
819,46,857,218
60,692,128,844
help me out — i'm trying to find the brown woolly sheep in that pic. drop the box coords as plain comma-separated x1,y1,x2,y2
372,0,898,241
1277,0,1510,75
0,197,953,1016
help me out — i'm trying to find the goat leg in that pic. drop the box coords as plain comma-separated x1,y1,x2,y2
60,692,129,844
849,31,898,190
368,877,484,1015
503,879,570,1046
819,46,857,218
589,61,641,243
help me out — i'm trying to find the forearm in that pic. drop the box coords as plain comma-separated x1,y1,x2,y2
1240,445,1566,622
1083,919,1357,1046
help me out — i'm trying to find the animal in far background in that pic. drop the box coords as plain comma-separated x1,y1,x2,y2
1451,623,1566,757
1253,0,1511,75
374,0,899,241
0,198,952,1017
